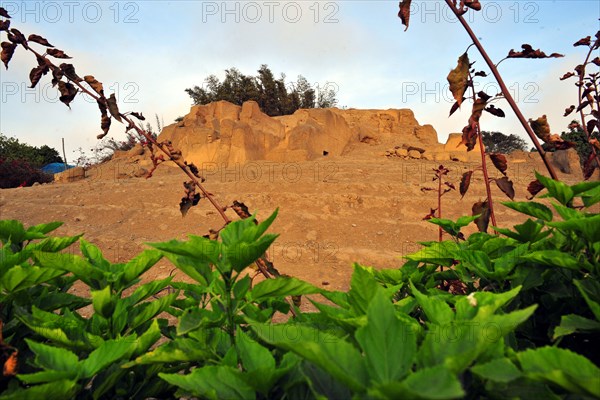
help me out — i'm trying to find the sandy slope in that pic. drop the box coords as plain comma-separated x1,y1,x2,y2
0,143,591,303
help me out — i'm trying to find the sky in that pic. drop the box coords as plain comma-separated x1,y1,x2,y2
0,0,599,161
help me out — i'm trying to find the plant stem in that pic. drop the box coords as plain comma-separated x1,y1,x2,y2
576,44,600,172
476,123,497,229
437,173,443,242
444,0,559,180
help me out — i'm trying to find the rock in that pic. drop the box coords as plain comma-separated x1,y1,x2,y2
551,148,581,176
133,167,148,178
32,182,40,186
433,152,451,162
421,152,433,161
449,153,468,163
408,150,421,159
395,148,408,157
54,167,85,183
403,144,426,154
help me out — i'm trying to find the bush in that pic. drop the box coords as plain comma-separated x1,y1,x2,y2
1,175,599,399
0,158,53,188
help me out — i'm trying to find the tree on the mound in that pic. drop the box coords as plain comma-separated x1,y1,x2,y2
481,131,528,154
0,133,63,166
560,120,600,167
185,65,336,116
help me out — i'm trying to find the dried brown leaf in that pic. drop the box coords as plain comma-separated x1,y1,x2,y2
398,0,412,31
495,176,515,200
592,57,600,67
27,34,53,47
29,64,48,88
97,114,111,139
507,44,563,59
460,170,473,199
7,28,26,46
574,36,591,47
587,119,598,134
464,0,481,11
0,19,9,32
3,350,18,376
560,72,576,80
46,48,71,59
529,115,551,142
0,7,11,18
180,181,201,217
583,152,599,180
59,63,82,82
576,100,591,112
1,41,16,69
107,93,122,122
489,153,508,176
526,179,545,199
130,111,145,121
51,66,63,86
57,81,78,108
472,200,490,233
447,52,470,107
84,75,104,97
449,99,464,117
484,105,505,118
423,208,437,221
564,105,576,117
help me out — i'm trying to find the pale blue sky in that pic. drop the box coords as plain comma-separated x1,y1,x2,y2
0,1,598,159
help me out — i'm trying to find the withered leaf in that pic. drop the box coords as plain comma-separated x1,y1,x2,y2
130,111,145,120
51,66,63,86
3,350,18,376
57,81,78,108
564,105,576,117
575,64,585,76
526,179,545,199
507,44,563,59
7,28,26,46
576,101,590,112
180,181,201,217
59,63,82,82
423,208,437,221
574,36,591,47
529,115,551,143
447,52,470,107
485,104,505,117
495,176,515,200
0,7,11,18
474,71,487,77
1,41,16,69
98,115,111,139
27,34,53,47
472,201,490,233
464,0,481,11
83,75,104,97
398,0,412,31
46,48,71,59
231,200,252,220
0,19,9,31
592,57,600,67
560,72,575,80
29,64,49,88
587,119,598,134
460,170,473,199
449,99,465,117
489,153,508,175
107,93,122,122
583,152,599,180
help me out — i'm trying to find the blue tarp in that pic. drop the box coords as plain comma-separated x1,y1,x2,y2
41,163,75,174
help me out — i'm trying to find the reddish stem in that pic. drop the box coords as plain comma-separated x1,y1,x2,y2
444,0,559,181
476,123,497,229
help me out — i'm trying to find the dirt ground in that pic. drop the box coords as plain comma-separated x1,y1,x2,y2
0,142,591,310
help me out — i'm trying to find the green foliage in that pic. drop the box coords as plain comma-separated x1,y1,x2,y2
0,133,62,166
481,131,528,154
185,65,337,116
2,182,599,398
560,121,600,166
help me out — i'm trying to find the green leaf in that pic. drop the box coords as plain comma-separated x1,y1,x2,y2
517,346,600,397
223,234,278,273
91,286,115,319
0,379,78,400
252,323,368,392
372,365,464,400
579,183,600,207
553,314,600,339
127,338,213,366
535,171,574,206
160,366,255,400
17,370,75,384
0,220,27,244
405,241,459,267
27,234,81,253
428,216,477,238
33,251,103,289
236,328,276,372
150,236,221,273
128,292,177,332
80,239,110,270
0,265,64,293
471,358,522,383
410,281,453,326
121,249,162,289
574,279,600,320
501,201,553,221
548,214,600,243
251,276,319,303
25,339,79,372
348,264,382,315
80,339,133,378
520,250,580,270
355,291,416,383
